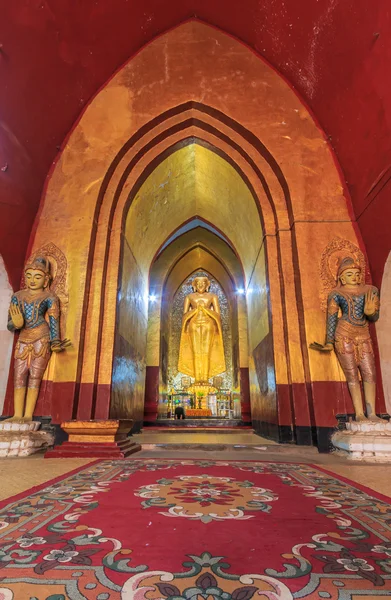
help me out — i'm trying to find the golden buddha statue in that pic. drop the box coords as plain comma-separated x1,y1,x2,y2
311,256,384,422
6,256,70,422
178,276,226,383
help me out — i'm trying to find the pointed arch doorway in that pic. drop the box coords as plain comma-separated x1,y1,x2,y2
114,140,266,427
21,20,364,450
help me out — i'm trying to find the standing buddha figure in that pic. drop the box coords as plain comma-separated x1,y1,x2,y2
178,276,226,383
6,256,70,422
311,256,384,422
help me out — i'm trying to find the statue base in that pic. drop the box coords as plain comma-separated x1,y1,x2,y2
45,419,141,458
331,420,391,462
0,421,54,457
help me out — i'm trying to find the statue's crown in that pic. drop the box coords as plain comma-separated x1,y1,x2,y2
25,255,50,275
337,256,361,278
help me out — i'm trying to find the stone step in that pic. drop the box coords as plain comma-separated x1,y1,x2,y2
45,439,141,459
140,442,319,453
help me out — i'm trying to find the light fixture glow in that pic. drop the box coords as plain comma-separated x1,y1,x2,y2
236,288,245,295
148,294,158,303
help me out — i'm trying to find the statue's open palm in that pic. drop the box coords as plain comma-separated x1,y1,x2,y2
364,289,378,316
9,304,24,329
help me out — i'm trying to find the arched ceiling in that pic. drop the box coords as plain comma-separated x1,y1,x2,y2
1,3,390,287
125,143,262,283
164,248,234,304
150,226,244,292
158,219,233,255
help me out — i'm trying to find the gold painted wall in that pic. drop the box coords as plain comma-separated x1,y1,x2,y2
247,245,269,353
246,244,274,422
110,239,148,423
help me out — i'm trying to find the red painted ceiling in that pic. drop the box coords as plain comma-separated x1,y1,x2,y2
1,1,390,289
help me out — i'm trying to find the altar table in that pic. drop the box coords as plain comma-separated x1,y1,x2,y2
185,409,212,417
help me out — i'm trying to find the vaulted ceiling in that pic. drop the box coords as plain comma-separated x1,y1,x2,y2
125,143,262,283
1,1,390,287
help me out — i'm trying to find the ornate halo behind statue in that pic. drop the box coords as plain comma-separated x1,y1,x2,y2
319,237,366,311
22,243,68,337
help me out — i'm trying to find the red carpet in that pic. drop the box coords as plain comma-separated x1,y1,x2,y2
0,459,391,598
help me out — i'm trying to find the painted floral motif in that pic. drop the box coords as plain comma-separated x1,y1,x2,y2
17,535,47,547
135,475,278,523
121,552,293,600
1,501,35,524
373,543,391,557
336,556,373,572
313,549,383,586
43,548,80,563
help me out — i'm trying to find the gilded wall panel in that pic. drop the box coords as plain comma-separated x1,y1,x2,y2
247,245,269,352
111,242,148,421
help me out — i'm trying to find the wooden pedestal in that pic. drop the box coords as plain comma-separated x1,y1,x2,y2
45,419,141,458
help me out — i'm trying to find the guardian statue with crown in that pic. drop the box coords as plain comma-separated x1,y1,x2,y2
6,255,70,422
311,255,384,423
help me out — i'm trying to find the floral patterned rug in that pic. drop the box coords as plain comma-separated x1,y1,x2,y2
0,459,391,599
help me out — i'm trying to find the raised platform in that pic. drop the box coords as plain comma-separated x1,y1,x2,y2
331,420,391,462
146,419,249,429
45,419,141,459
148,427,252,433
46,438,141,458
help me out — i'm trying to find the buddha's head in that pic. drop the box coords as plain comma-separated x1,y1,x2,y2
337,256,362,287
192,276,210,294
24,256,51,292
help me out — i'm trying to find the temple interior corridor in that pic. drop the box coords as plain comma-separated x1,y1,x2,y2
1,3,391,598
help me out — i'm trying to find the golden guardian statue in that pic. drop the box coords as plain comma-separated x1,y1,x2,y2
6,255,70,422
178,276,225,383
